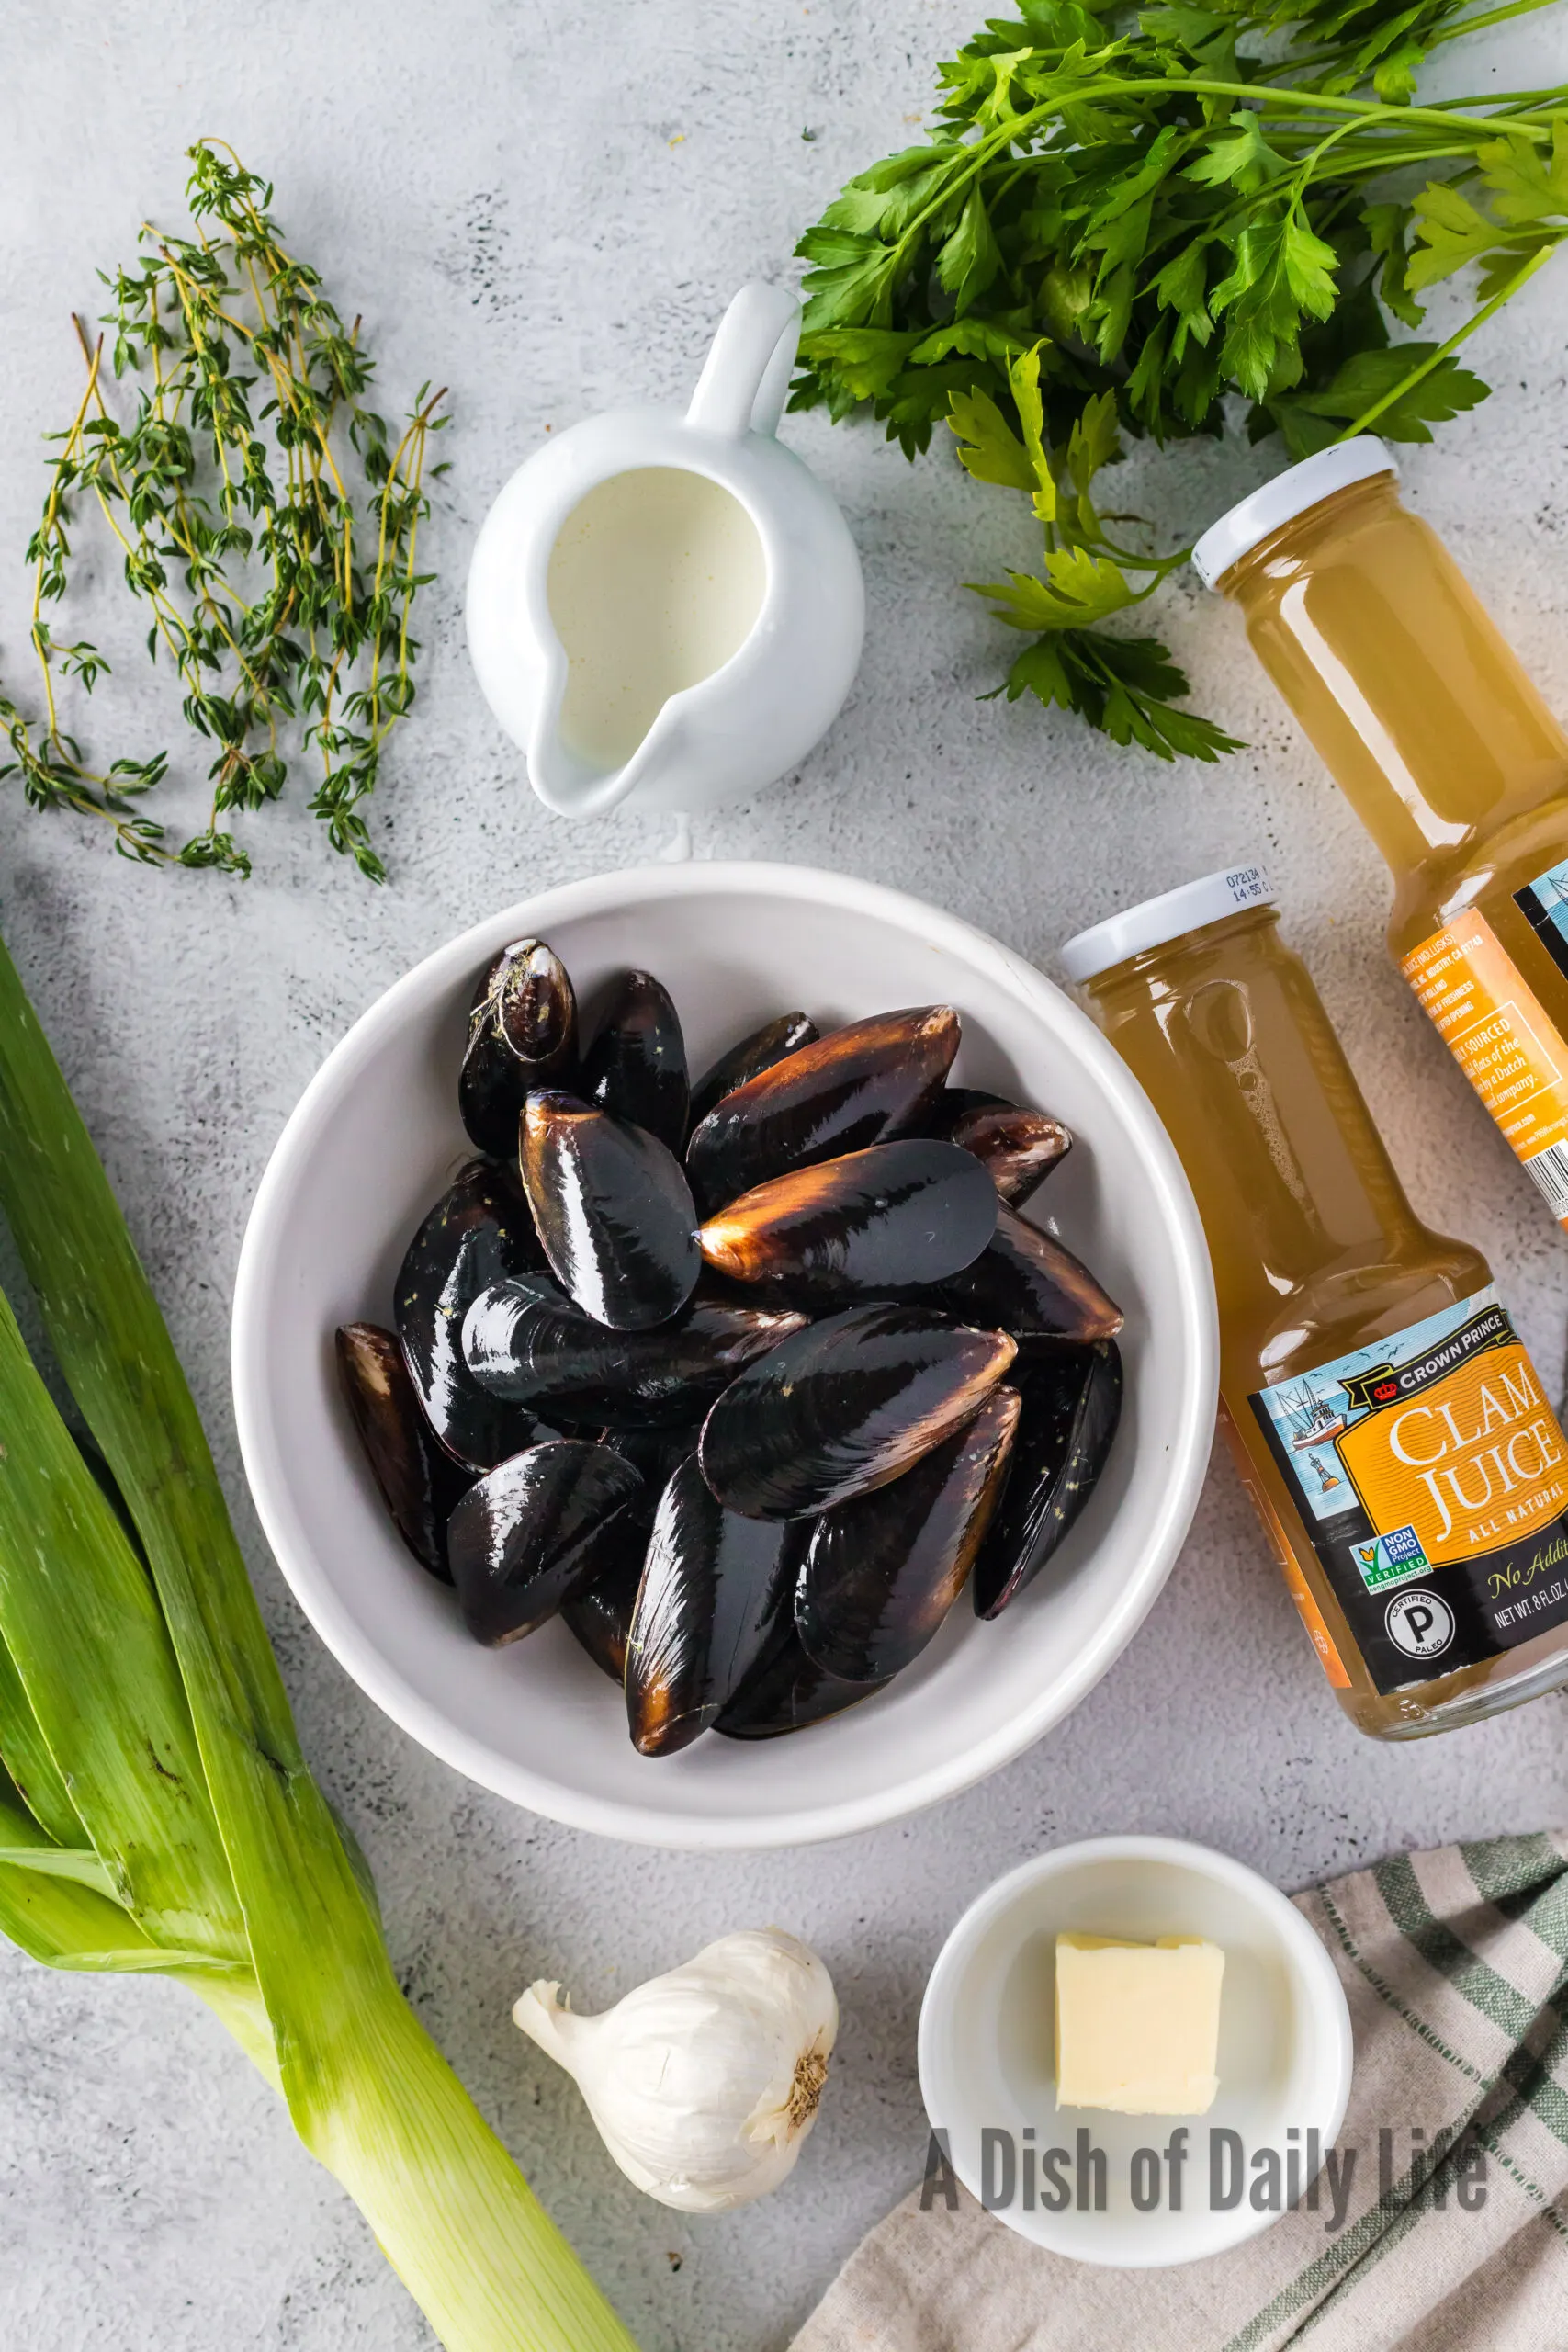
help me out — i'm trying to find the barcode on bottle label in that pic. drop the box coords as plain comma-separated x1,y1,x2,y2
1524,1138,1568,1219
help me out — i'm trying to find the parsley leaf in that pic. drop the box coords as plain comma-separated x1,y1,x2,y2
1270,344,1489,454
1186,116,1291,195
998,630,1244,761
950,387,1041,492
793,0,1568,766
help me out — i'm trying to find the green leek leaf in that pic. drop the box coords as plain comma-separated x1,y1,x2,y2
0,930,639,2352
0,1283,246,1960
0,1632,82,1844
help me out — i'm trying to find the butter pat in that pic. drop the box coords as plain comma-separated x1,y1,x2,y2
1054,1933,1224,2115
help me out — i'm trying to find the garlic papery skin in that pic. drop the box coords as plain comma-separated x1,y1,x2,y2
513,1927,838,2213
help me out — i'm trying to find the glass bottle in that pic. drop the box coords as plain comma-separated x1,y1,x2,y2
1195,440,1568,1227
1062,865,1568,1738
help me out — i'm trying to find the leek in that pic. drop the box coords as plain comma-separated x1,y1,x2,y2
0,924,639,2352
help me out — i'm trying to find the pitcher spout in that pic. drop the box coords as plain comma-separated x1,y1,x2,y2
528,681,696,821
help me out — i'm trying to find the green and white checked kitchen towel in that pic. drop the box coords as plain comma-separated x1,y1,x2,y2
794,1833,1568,2352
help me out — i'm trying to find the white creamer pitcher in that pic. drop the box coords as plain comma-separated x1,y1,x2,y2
466,284,864,819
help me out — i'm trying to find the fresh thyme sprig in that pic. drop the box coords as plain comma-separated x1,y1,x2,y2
792,0,1568,762
0,141,449,879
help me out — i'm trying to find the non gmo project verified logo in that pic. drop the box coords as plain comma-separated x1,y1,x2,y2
1353,1524,1429,1593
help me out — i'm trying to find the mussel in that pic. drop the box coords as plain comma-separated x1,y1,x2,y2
685,1006,960,1212
698,1139,998,1305
595,1422,706,1490
936,1084,1012,1118
394,1160,547,1469
938,1202,1122,1342
796,1385,1020,1681
349,934,1131,1727
626,1457,801,1754
459,939,577,1158
462,1272,806,1427
446,1441,646,1645
560,1499,656,1682
715,1616,884,1739
972,1340,1123,1619
522,1091,701,1330
947,1103,1071,1205
687,1012,818,1132
335,1323,472,1580
699,1303,1017,1521
579,969,689,1153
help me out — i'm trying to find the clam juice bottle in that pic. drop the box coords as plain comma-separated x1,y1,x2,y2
1062,867,1568,1738
1194,440,1568,1227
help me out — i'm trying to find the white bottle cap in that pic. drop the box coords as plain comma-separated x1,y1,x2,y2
1191,438,1398,590
1059,863,1276,984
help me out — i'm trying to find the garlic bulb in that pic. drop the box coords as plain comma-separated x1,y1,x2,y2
513,1926,838,2213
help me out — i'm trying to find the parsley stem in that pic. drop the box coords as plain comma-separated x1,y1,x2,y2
1339,238,1560,440
1004,78,1558,146
1431,0,1562,42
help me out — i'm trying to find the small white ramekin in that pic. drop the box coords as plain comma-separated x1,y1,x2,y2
919,1835,1354,2266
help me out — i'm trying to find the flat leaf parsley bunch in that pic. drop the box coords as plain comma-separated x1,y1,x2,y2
793,0,1568,760
0,141,447,877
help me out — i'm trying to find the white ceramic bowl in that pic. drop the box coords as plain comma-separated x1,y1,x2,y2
231,863,1216,1849
919,1837,1354,2267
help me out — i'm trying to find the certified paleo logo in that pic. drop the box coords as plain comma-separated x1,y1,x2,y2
1384,1587,1456,1660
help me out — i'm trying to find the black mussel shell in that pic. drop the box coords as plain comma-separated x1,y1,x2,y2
459,940,578,1158
937,1203,1122,1343
698,1140,997,1304
626,1456,803,1754
462,1272,806,1426
948,1104,1072,1206
796,1385,1020,1681
596,1422,707,1487
685,1006,960,1213
972,1341,1123,1619
522,1091,701,1330
699,1303,1017,1521
446,1441,646,1646
335,1323,472,1581
715,1614,885,1739
579,970,690,1153
395,1161,548,1470
927,1085,1015,1133
687,1012,818,1133
560,1498,656,1682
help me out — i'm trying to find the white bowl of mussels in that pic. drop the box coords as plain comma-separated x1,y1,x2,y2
232,863,1217,1849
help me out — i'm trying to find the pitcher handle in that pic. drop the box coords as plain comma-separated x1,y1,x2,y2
686,283,801,439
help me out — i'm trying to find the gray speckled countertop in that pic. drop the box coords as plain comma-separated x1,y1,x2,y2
3,4,1568,2345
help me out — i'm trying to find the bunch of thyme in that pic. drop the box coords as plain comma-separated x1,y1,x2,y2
0,141,448,878
793,0,1568,759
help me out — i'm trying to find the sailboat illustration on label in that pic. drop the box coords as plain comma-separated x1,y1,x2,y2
1274,1379,1347,1493
1283,1380,1348,1451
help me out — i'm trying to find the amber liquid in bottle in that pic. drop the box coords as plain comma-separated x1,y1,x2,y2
1220,474,1568,1216
1083,901,1568,1738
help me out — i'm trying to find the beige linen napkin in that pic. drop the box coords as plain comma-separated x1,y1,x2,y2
795,1832,1568,2352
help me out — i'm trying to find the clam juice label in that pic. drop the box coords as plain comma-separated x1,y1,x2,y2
1516,855,1568,985
1402,904,1568,1225
1249,1288,1568,1693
